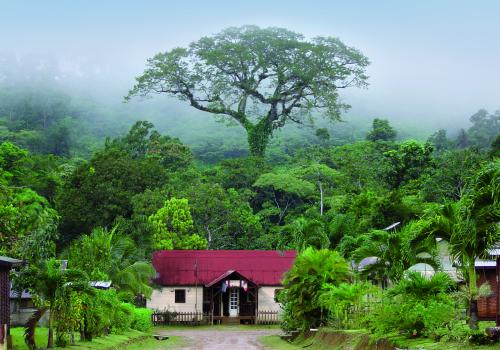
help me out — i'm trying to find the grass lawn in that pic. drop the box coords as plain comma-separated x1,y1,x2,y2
118,336,186,350
10,327,185,350
259,335,305,349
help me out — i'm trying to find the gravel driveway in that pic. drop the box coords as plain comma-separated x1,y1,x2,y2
158,328,282,350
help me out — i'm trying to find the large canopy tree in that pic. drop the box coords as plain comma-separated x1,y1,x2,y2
126,26,369,157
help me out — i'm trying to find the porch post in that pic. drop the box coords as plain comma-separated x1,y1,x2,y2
255,286,259,324
496,256,499,327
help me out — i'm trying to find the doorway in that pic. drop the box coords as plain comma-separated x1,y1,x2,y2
229,287,239,317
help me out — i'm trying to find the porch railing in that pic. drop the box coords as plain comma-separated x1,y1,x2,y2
152,311,207,326
256,310,280,325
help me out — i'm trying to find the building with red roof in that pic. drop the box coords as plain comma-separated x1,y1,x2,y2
148,250,296,323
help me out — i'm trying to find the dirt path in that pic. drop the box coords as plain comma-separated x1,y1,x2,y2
157,328,281,350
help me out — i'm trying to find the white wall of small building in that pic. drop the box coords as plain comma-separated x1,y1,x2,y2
148,286,203,313
257,286,282,312
148,285,284,316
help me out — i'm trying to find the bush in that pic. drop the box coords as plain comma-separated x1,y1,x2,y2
366,272,462,340
114,303,134,332
433,321,475,343
281,248,350,330
319,282,379,329
131,307,153,331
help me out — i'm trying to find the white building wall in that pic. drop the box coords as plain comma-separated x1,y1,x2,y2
257,286,282,312
147,286,203,313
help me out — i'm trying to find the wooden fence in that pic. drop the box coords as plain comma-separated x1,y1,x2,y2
152,310,280,326
256,310,280,325
152,312,206,326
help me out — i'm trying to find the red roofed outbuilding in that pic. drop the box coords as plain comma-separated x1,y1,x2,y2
148,250,296,324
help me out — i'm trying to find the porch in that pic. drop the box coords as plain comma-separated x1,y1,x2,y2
202,270,259,324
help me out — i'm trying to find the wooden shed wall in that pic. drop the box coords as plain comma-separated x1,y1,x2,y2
477,267,497,320
0,267,10,325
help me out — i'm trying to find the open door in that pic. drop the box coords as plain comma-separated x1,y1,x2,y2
229,287,239,317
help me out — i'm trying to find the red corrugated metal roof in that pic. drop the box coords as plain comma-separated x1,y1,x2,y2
152,250,297,286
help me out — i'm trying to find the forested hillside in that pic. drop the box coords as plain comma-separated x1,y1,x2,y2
1,109,498,259
2,19,500,349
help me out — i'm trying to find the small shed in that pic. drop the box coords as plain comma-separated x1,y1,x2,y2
0,256,22,350
9,286,35,327
486,243,500,326
476,259,497,322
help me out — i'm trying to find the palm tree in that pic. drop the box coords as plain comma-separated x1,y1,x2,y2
428,160,499,329
279,217,330,251
352,220,439,284
387,271,454,299
15,258,90,349
282,248,350,329
66,227,155,298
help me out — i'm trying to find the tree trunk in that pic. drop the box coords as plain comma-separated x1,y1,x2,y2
246,119,273,158
469,299,479,330
47,302,53,348
319,181,324,216
468,264,479,329
24,307,47,350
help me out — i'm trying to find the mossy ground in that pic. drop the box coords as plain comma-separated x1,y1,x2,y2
259,325,499,350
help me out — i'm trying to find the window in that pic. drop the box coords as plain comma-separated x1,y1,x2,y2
175,289,186,303
274,289,283,303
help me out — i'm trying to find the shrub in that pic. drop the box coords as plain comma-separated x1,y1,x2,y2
366,272,462,339
131,307,153,331
114,303,134,332
281,248,350,330
319,281,379,329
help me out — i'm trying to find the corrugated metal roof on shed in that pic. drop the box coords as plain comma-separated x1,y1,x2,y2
152,250,296,286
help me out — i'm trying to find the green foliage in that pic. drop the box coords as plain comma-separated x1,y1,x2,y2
81,289,121,337
426,160,499,328
367,272,461,340
427,129,452,153
384,139,433,188
387,271,454,299
254,172,316,198
80,291,153,338
107,120,193,170
215,156,270,190
149,197,207,250
53,290,84,346
315,128,330,143
183,183,263,249
366,118,397,142
467,109,500,150
349,220,438,282
14,258,91,348
318,141,391,192
281,248,350,330
253,171,315,225
419,149,484,202
130,307,153,332
278,217,330,251
319,282,379,329
66,227,156,297
0,142,60,259
57,147,167,242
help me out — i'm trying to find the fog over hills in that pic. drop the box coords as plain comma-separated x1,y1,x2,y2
1,0,499,147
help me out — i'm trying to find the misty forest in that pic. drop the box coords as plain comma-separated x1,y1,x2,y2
1,4,499,350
